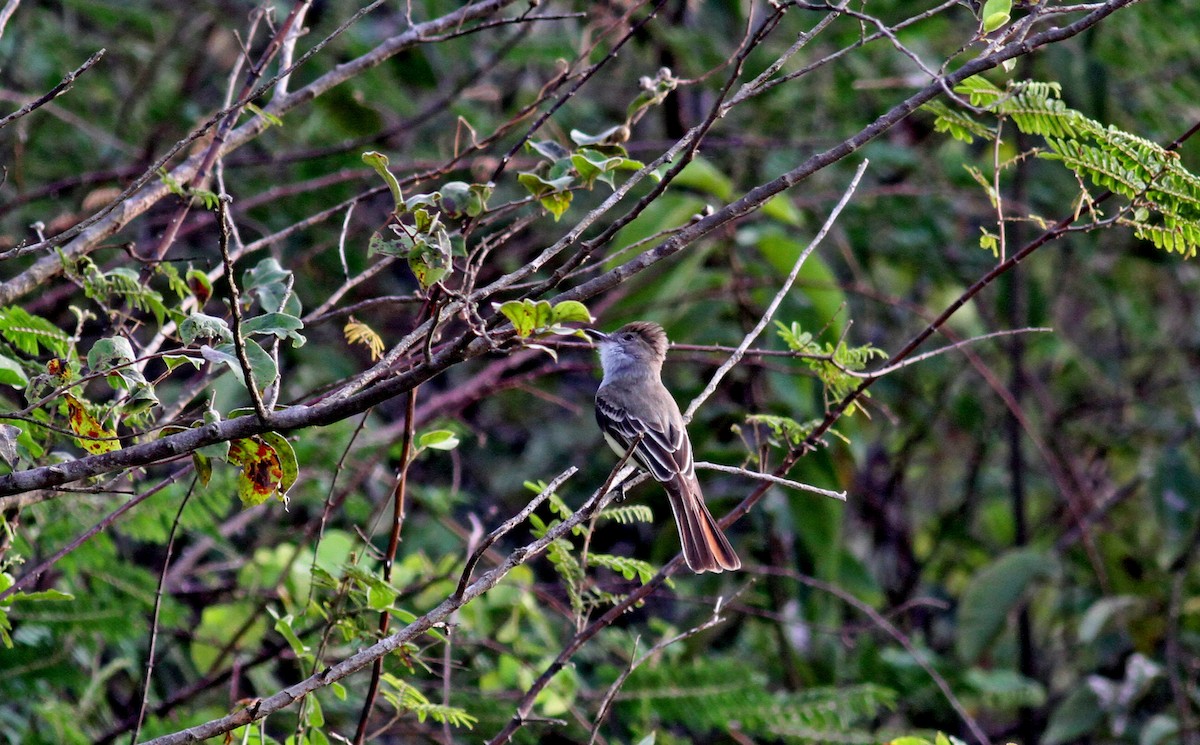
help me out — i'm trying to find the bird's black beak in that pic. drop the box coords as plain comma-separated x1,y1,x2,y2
585,328,610,344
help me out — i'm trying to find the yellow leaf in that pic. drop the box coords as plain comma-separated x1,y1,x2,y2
63,393,120,454
344,317,384,361
229,437,284,507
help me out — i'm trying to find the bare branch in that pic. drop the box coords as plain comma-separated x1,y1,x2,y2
139,462,618,745
0,48,105,131
588,604,728,744
695,461,847,501
216,197,270,423
684,159,869,419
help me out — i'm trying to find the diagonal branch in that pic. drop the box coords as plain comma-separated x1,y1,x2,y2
0,48,105,131
0,0,1141,505
137,461,619,745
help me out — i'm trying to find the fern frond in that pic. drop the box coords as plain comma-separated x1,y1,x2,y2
78,264,169,326
379,674,477,728
588,553,656,583
1130,219,1200,257
921,101,994,144
0,306,73,357
1043,138,1148,195
156,262,190,300
617,659,896,743
745,414,822,448
599,503,653,525
545,536,584,615
1002,91,1087,140
946,77,1200,257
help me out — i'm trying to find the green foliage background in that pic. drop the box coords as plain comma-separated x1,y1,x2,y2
1,1,1199,744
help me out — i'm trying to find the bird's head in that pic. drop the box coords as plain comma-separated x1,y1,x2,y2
588,321,669,378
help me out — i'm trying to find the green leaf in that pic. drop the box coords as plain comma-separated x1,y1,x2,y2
589,553,656,583
437,181,493,217
673,156,733,200
87,336,135,372
1042,685,1103,745
204,340,278,393
494,299,592,338
1141,714,1181,745
527,140,572,162
0,423,20,465
194,451,213,486
550,300,592,325
5,588,74,603
418,429,460,451
538,191,571,221
306,695,325,730
367,582,397,611
569,126,630,147
271,611,312,664
368,228,407,258
0,355,28,388
259,431,298,499
570,149,644,189
981,0,1012,32
163,354,202,370
180,313,233,344
243,258,298,315
496,299,548,337
762,193,803,226
517,171,574,197
363,150,404,211
244,101,282,128
1078,595,1142,643
408,228,451,289
241,312,306,348
956,548,1055,664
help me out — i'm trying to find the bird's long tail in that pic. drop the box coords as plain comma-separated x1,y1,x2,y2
664,476,741,573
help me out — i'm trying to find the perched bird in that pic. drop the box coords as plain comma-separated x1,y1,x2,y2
590,321,741,573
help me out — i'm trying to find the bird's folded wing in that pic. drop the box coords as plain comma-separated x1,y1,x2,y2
595,393,693,483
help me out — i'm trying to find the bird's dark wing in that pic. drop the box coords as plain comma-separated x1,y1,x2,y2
595,389,693,483
595,386,740,573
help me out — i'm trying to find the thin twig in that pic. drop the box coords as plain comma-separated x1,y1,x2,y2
588,602,728,744
0,1,1144,501
139,459,622,744
131,477,198,745
0,0,387,265
145,0,312,266
354,387,417,745
0,0,19,42
454,466,578,600
847,327,1054,378
694,461,846,500
217,198,270,423
0,48,104,131
0,467,191,604
685,159,869,420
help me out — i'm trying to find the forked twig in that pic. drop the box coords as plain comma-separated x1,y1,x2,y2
454,466,577,599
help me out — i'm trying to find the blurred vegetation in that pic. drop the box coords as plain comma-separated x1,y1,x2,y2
1,1,1198,744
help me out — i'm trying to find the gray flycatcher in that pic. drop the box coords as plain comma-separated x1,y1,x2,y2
590,321,741,573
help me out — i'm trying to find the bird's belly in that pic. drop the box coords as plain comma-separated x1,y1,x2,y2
603,432,631,460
